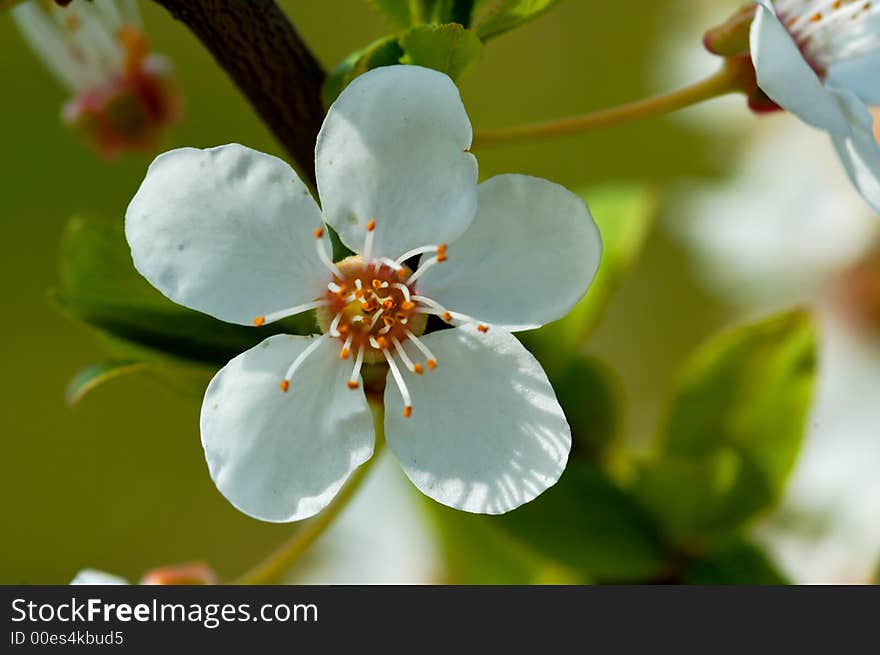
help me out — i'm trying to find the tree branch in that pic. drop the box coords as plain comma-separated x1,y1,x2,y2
152,0,325,184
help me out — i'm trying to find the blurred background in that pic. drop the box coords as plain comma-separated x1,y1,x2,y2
2,0,878,584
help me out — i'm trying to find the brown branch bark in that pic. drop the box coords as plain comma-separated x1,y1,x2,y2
152,0,325,185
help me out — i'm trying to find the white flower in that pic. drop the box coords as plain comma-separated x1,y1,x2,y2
750,0,880,214
125,65,602,520
11,0,180,157
71,569,128,585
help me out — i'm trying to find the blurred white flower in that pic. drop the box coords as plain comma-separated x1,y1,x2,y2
671,120,877,309
753,311,880,584
70,569,127,585
751,0,880,213
11,0,180,157
670,90,880,585
126,65,602,521
289,456,440,584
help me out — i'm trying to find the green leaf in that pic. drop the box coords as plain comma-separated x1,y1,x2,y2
322,35,404,108
686,536,789,584
399,23,483,79
550,355,623,464
492,462,669,582
523,185,656,363
55,214,313,367
368,0,476,27
426,501,580,583
429,462,669,583
65,360,149,407
472,0,560,40
635,310,818,541
322,24,481,107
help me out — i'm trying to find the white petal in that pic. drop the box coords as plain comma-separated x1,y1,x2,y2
126,144,330,326
201,334,375,523
316,65,478,259
750,2,850,134
71,569,128,585
385,325,571,514
415,174,601,331
827,52,880,107
830,90,880,215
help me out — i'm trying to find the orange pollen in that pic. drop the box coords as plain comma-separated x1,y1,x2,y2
347,380,359,390
403,405,413,418
382,299,395,310
442,312,452,322
313,227,325,239
401,301,415,311
477,324,490,333
340,347,350,359
427,359,438,370
366,219,376,232
372,279,382,290
397,269,410,280
413,363,424,375
376,336,390,350
279,380,290,392
383,316,395,326
337,324,350,335
253,316,266,327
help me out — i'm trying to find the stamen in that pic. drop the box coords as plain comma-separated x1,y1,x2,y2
369,308,385,329
395,244,446,265
253,299,330,326
391,283,412,302
339,334,353,359
412,295,485,327
383,348,413,418
314,227,342,278
362,219,376,270
392,337,423,375
328,312,343,337
380,257,406,273
407,255,444,284
347,346,364,389
281,334,328,390
405,329,438,370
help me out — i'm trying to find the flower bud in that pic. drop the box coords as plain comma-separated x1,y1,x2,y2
12,0,182,158
140,562,217,586
703,4,757,58
63,54,182,159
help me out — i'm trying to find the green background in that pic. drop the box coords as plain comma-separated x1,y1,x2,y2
0,0,741,583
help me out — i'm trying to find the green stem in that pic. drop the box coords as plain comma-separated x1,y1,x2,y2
232,402,386,585
472,62,748,148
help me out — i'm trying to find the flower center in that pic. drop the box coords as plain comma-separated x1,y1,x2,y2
315,254,428,366
776,0,880,75
251,220,489,418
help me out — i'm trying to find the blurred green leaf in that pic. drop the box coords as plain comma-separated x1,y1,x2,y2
523,185,656,363
323,35,404,108
368,0,476,27
323,23,481,106
634,310,817,541
399,24,482,78
493,462,669,581
429,462,669,583
472,0,560,39
686,536,788,584
427,502,580,583
55,214,314,366
550,355,623,464
65,360,148,407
